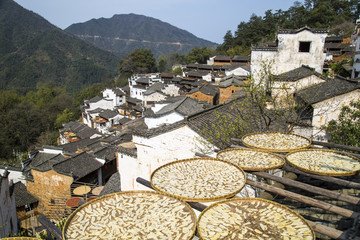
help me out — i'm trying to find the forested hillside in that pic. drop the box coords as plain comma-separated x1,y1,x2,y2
0,0,120,93
217,0,358,55
65,13,218,58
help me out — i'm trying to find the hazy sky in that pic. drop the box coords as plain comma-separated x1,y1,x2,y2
13,0,299,44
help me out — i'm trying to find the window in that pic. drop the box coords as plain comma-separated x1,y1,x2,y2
299,41,311,52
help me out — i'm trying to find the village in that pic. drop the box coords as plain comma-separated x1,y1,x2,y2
1,25,360,239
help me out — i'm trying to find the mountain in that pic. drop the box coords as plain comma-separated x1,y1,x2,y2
65,13,218,58
0,0,121,93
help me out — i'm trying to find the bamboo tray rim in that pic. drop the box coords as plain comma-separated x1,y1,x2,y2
197,197,315,240
285,148,360,177
217,147,285,171
241,132,312,152
63,190,197,240
150,157,246,202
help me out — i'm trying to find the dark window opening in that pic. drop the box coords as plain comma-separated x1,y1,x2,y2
299,41,311,52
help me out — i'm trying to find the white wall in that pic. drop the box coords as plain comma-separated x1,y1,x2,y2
145,112,184,129
102,88,125,106
251,29,327,83
226,67,250,77
271,75,326,100
162,84,180,97
87,99,114,111
0,169,25,185
143,92,167,107
118,125,214,191
130,86,146,100
312,89,360,140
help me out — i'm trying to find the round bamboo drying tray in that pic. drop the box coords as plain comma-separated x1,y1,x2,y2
217,148,285,171
286,149,360,176
72,185,91,195
150,158,246,202
91,186,104,196
197,198,315,240
242,132,311,152
63,190,197,240
65,197,83,208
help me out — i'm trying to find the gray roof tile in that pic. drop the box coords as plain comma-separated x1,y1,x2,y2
296,77,360,105
13,182,38,207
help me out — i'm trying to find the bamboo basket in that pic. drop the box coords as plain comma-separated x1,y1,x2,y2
151,158,246,202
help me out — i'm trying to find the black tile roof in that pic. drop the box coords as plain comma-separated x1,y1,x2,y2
296,77,360,105
278,27,328,34
136,77,151,84
148,82,165,91
232,55,250,61
111,88,125,96
99,109,118,120
88,96,102,103
188,83,219,96
116,145,138,157
61,138,100,154
99,172,121,196
119,117,132,125
93,145,117,162
127,98,141,105
13,182,38,207
186,70,210,77
53,152,103,180
61,121,101,139
219,76,245,88
133,120,187,138
272,65,327,82
150,97,205,117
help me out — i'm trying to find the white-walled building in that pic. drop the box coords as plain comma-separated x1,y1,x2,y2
117,122,209,191
295,77,360,141
144,97,205,129
102,88,126,107
270,65,327,101
251,27,328,83
225,65,250,77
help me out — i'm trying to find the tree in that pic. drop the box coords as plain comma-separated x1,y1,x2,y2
170,66,183,76
119,49,157,76
326,99,360,147
55,109,75,129
157,54,168,73
186,47,215,64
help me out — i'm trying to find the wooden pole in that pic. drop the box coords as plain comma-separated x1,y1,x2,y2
246,179,359,219
37,215,63,240
251,171,360,205
283,165,360,190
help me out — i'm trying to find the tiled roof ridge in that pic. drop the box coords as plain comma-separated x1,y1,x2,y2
278,26,328,34
116,145,138,157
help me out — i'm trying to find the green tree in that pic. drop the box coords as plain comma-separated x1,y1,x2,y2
158,54,168,73
119,49,157,76
186,47,215,64
55,109,75,129
170,66,183,76
326,99,360,147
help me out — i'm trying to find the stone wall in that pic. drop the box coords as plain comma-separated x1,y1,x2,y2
26,169,73,220
219,86,241,104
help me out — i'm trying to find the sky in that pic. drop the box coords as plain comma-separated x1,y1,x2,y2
13,0,299,44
